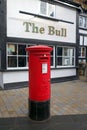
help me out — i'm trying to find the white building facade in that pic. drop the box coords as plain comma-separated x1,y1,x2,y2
0,0,80,89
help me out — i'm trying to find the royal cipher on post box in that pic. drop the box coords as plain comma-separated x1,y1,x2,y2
26,45,52,121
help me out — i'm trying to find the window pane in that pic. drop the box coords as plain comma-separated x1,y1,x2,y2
79,16,86,28
63,57,74,66
72,58,75,65
79,16,83,27
7,44,17,55
57,47,62,56
82,47,85,57
49,46,55,67
64,48,68,56
63,57,70,66
80,36,83,45
18,45,26,55
84,36,87,46
18,57,26,67
40,1,47,15
79,47,86,58
51,50,53,56
48,4,55,17
86,18,87,28
26,56,29,67
83,17,86,28
79,47,81,57
64,48,74,57
51,57,53,66
70,48,74,57
8,56,17,67
57,57,62,66
56,47,75,67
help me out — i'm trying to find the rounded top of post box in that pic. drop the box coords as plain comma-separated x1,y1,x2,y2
26,45,52,52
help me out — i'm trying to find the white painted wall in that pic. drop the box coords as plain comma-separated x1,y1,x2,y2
79,29,87,35
0,72,4,88
7,0,40,17
4,0,77,87
3,71,28,84
56,5,76,23
7,0,76,43
51,69,76,78
55,5,76,43
3,69,76,84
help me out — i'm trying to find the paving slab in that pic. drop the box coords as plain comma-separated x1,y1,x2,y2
0,77,87,129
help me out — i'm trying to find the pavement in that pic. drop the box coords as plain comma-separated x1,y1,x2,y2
0,76,87,130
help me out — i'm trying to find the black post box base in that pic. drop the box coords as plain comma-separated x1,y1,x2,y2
29,99,50,121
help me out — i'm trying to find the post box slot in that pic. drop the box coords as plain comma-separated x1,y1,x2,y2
40,57,48,60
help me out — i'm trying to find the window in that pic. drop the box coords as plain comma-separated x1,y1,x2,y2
80,36,83,45
79,47,86,58
50,46,55,68
40,1,47,15
7,44,55,69
79,16,87,29
40,1,55,17
7,43,29,69
56,47,75,67
84,36,87,46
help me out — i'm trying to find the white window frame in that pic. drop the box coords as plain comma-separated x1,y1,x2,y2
84,36,87,46
56,46,75,68
39,1,55,18
7,43,55,70
79,16,87,29
50,46,55,68
6,43,30,70
79,47,86,58
80,35,83,46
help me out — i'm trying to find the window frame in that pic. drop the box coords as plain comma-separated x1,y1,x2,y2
6,43,29,70
84,36,87,46
50,46,55,68
39,1,55,18
79,15,87,29
56,46,75,68
79,47,86,58
6,43,55,70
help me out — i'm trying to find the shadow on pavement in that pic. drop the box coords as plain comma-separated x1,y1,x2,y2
0,114,87,130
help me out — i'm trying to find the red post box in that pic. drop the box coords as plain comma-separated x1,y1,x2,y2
26,45,52,121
